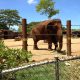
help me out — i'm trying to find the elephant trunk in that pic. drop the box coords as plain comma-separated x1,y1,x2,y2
57,29,63,52
58,35,63,51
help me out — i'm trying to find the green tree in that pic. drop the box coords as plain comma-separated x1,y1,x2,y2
62,26,66,31
18,22,40,33
0,9,21,29
36,0,59,19
18,24,22,32
0,23,9,30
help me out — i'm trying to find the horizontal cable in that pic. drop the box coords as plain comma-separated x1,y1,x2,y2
62,25,80,26
2,42,80,48
2,56,80,74
2,60,55,74
60,56,80,62
1,34,80,37
72,51,80,53
6,45,22,47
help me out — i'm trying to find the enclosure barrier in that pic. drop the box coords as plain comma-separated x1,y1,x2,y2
0,19,80,55
66,20,71,56
0,56,80,80
22,19,28,51
12,19,72,55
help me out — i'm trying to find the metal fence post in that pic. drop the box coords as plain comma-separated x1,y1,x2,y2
22,19,27,51
55,57,59,80
67,20,71,56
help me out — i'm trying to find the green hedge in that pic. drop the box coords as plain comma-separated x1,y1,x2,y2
0,40,32,70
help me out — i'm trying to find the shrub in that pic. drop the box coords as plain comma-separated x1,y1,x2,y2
0,40,32,70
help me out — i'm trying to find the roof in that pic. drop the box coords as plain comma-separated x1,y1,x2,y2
0,29,12,32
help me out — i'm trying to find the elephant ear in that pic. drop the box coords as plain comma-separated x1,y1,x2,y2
47,24,57,32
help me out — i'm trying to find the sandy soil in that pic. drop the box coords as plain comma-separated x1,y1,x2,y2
4,38,80,61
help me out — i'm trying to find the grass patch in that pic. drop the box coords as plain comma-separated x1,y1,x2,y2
2,60,80,80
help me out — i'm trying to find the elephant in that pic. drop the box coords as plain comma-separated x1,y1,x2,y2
31,19,63,52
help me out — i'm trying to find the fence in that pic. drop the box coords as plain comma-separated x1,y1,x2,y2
1,19,80,56
21,19,80,56
0,19,80,80
0,56,80,80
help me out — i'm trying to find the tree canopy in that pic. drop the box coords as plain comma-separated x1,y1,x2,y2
18,21,67,33
36,0,59,19
0,23,9,30
18,22,40,33
0,9,21,29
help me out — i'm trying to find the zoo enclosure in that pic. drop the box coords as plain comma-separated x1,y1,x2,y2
0,56,80,80
21,19,80,56
0,19,80,80
0,19,80,55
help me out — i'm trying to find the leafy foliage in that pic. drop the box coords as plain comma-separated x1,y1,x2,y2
18,22,40,33
0,23,9,30
27,22,40,32
0,40,32,70
62,27,66,30
18,21,67,33
36,0,59,19
2,60,80,80
0,9,21,29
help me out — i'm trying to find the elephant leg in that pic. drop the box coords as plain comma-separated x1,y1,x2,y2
52,35,58,50
57,35,63,52
54,43,58,50
58,41,62,51
32,35,39,50
48,40,52,50
33,40,39,50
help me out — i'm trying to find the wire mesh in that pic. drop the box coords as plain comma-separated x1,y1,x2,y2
0,56,80,80
59,59,80,80
1,63,55,80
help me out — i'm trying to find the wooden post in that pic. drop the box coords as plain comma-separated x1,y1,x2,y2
67,20,71,56
22,19,27,51
55,57,59,80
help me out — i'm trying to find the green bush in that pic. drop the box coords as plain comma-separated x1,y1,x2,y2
0,40,32,70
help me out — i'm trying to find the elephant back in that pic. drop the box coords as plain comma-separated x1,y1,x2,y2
31,19,62,35
34,19,61,28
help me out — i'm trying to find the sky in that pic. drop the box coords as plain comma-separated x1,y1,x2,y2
0,0,80,29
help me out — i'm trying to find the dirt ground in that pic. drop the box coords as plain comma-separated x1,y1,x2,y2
4,38,80,61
